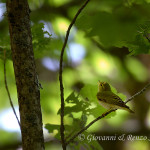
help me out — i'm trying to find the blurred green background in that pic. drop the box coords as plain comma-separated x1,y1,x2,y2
0,0,150,149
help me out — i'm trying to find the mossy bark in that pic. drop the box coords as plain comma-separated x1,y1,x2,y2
6,0,44,149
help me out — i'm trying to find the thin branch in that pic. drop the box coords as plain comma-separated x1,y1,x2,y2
125,82,150,103
3,50,21,128
66,109,115,145
59,0,90,149
66,82,150,145
145,35,150,43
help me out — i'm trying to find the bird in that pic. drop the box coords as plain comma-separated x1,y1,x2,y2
96,81,134,113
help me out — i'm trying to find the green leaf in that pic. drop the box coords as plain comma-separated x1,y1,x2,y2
76,1,150,53
127,35,150,55
45,123,60,139
31,23,52,57
79,84,106,117
79,84,97,103
45,123,60,133
31,23,64,59
76,8,138,47
57,105,84,115
124,21,150,55
65,91,79,104
57,91,91,115
45,123,70,140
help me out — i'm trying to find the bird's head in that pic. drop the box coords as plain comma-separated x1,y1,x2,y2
98,81,111,92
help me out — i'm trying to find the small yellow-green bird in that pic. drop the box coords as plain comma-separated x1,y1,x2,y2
96,81,134,113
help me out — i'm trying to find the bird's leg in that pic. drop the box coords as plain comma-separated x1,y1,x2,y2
102,113,105,117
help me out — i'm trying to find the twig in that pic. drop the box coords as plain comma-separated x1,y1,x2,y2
125,82,150,103
145,35,150,43
66,109,115,145
58,0,90,149
66,82,150,145
3,50,21,128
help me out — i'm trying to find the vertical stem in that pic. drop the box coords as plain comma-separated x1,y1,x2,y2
3,50,21,128
59,0,90,149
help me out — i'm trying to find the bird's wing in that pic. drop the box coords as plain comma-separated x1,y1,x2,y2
97,91,129,109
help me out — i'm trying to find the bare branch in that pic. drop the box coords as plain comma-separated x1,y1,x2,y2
3,50,21,128
125,82,150,104
66,109,115,145
66,82,150,145
58,0,90,149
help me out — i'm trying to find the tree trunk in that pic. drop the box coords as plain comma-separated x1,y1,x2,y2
6,0,45,149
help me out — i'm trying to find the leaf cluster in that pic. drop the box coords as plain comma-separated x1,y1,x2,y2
76,0,150,55
45,83,126,148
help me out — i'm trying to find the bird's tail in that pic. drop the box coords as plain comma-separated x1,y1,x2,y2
126,108,134,113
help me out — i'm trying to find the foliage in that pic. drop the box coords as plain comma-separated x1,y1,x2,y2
32,23,51,52
45,83,126,147
0,0,150,149
0,22,63,59
76,0,150,54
